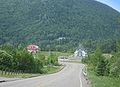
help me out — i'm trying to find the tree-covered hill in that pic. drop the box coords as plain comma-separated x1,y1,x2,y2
0,0,120,52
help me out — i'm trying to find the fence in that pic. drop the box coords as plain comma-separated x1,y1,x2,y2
0,68,33,77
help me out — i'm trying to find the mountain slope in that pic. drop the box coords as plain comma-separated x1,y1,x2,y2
0,0,120,51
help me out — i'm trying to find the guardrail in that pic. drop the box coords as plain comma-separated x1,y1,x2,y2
82,67,87,76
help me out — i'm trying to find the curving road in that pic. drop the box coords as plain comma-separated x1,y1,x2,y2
0,62,88,87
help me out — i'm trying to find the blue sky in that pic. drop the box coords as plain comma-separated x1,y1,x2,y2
96,0,120,12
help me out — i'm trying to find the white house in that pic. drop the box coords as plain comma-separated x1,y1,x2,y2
74,49,87,58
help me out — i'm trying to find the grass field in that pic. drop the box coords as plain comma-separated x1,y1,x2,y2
87,71,120,87
36,51,73,57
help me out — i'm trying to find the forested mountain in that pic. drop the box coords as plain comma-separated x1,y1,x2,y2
0,0,120,52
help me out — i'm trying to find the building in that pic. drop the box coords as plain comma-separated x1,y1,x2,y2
26,44,39,53
74,49,87,59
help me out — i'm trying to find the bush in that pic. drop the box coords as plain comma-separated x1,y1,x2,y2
110,58,120,77
48,53,58,65
0,50,13,69
34,58,44,73
16,50,35,72
96,59,107,76
0,47,44,73
0,45,59,74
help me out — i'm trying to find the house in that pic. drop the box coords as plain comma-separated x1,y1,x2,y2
57,37,66,41
26,44,39,53
74,49,87,59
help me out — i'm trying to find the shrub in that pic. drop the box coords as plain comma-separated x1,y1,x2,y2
110,58,120,77
0,50,13,69
96,59,107,76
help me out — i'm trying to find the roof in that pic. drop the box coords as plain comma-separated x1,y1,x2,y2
27,44,39,50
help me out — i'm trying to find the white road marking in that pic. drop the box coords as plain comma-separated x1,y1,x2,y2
79,71,83,87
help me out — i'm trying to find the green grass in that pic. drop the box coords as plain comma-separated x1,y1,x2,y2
0,67,61,78
0,70,39,78
0,65,63,78
53,52,73,56
36,51,73,57
87,71,120,87
41,65,64,74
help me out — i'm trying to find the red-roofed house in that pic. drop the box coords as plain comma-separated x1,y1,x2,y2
27,44,39,53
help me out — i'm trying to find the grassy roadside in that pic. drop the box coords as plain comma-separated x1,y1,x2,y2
0,65,63,78
0,73,35,78
41,65,64,74
87,70,120,87
0,65,65,78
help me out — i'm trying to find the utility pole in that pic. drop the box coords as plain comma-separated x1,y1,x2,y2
47,45,51,65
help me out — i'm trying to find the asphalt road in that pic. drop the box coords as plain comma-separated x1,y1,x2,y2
0,62,88,87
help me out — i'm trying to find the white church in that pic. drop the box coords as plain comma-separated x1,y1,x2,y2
74,49,87,59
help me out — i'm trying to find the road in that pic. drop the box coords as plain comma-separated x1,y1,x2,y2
0,62,89,87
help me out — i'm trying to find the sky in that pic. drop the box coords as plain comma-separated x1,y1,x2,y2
96,0,120,12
